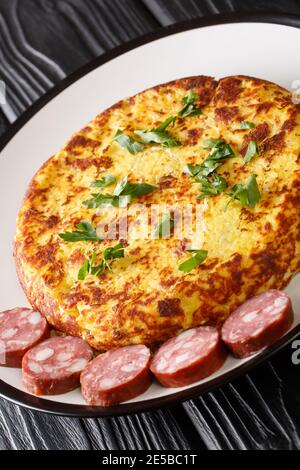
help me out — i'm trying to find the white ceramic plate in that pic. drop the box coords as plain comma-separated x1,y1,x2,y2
1,13,300,417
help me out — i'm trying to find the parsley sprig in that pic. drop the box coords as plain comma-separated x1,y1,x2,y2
78,243,125,280
224,174,261,211
113,130,144,154
244,140,259,164
154,213,175,239
198,173,228,199
83,176,157,209
178,90,202,117
184,139,235,182
90,174,116,188
59,221,102,242
179,249,208,273
184,139,234,199
134,116,180,148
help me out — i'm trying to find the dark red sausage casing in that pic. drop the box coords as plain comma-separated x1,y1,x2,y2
150,326,227,388
0,308,49,367
221,290,293,358
81,344,152,407
22,336,94,395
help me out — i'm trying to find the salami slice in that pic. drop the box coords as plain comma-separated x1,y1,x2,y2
221,290,293,358
0,308,49,367
22,336,93,395
81,344,152,407
150,327,227,387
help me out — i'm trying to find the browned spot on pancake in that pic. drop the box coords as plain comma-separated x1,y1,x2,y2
215,106,240,123
97,155,113,169
250,249,281,277
43,261,64,287
159,174,176,189
62,291,90,309
80,126,92,134
264,222,272,231
255,102,273,114
184,128,203,146
173,238,190,257
22,208,40,223
158,298,184,317
65,135,99,152
119,238,129,247
262,131,286,153
129,246,141,256
69,249,85,266
28,243,57,269
89,286,105,304
169,76,218,107
241,122,270,155
46,215,59,228
65,156,95,170
65,155,112,171
25,184,49,202
214,77,243,104
281,118,297,132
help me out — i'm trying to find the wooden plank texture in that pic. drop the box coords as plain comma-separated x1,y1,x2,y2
0,0,300,450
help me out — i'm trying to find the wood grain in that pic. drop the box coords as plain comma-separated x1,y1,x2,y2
1,0,300,450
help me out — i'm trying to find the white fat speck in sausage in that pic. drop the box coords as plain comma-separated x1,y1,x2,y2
35,348,54,362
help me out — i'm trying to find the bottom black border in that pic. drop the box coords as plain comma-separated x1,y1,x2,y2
1,11,300,417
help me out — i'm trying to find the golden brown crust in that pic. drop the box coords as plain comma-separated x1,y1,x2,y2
15,75,300,350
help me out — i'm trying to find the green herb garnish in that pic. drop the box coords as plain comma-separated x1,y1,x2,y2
113,176,157,198
183,160,222,180
240,121,255,129
207,142,235,161
184,139,234,184
154,116,177,132
90,174,116,188
82,193,121,209
83,176,157,208
203,138,224,149
113,129,144,154
77,243,125,280
134,114,180,148
59,221,101,242
244,140,259,164
134,128,180,148
179,249,208,273
224,174,261,211
154,214,175,238
178,90,202,117
198,173,228,199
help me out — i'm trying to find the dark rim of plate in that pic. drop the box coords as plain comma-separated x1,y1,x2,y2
1,11,300,417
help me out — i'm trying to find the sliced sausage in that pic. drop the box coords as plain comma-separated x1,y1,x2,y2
22,336,93,395
81,344,151,407
0,308,49,367
221,290,293,358
150,327,227,387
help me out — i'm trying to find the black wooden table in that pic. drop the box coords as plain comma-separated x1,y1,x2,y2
1,0,300,451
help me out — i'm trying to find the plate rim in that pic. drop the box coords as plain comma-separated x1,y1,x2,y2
1,11,300,417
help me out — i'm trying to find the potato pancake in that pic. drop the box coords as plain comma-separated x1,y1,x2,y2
15,75,300,351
